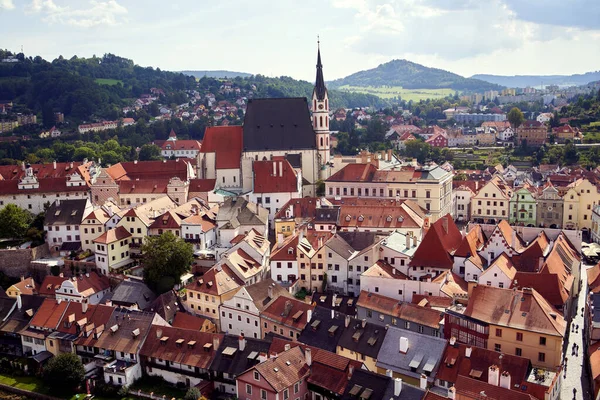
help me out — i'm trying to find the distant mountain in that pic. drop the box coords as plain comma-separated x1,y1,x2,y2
471,72,600,88
329,59,503,92
181,70,252,79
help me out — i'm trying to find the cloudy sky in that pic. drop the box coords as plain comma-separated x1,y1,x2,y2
1,0,599,81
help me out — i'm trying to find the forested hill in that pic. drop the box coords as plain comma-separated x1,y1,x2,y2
471,72,600,88
329,59,503,92
206,74,388,109
0,52,197,122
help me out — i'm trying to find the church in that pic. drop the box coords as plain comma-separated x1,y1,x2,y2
197,44,332,197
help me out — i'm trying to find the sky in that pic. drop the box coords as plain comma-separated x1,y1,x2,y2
1,0,599,82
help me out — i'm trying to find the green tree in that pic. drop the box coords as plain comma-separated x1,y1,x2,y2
141,232,194,293
404,140,431,164
139,144,162,161
42,353,85,394
73,146,97,161
507,107,525,130
0,204,33,238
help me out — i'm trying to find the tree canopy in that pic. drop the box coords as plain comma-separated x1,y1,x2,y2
42,353,85,394
141,231,194,293
507,107,525,129
0,204,33,239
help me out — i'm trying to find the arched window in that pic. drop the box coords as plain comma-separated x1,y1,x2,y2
326,118,328,128
320,137,324,147
320,116,323,127
314,100,316,110
326,137,329,146
325,99,328,109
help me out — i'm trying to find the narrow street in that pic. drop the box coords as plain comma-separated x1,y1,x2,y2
561,262,591,400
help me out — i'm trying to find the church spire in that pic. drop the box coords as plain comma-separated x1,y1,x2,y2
314,38,327,101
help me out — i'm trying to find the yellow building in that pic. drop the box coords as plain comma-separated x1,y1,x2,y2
93,226,133,275
470,177,512,223
80,202,120,252
563,178,600,231
183,264,243,330
6,277,37,298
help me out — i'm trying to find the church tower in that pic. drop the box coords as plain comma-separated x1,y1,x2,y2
312,41,330,174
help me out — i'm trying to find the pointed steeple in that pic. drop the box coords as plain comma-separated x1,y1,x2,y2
314,40,327,101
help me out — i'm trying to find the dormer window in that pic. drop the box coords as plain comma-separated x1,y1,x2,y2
287,247,293,255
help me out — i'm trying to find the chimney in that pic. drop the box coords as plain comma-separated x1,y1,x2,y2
277,233,284,248
332,293,337,308
487,252,492,266
538,257,544,271
361,318,367,328
267,284,273,299
449,337,456,346
70,161,74,169
53,160,57,170
16,294,22,310
82,300,88,314
413,235,417,247
448,386,456,400
331,309,335,320
345,315,351,328
258,352,267,363
405,234,410,249
59,273,63,278
394,378,402,396
386,369,393,378
387,149,392,162
348,364,354,380
213,336,220,350
442,217,448,234
21,161,25,171
465,347,472,358
156,328,163,339
305,347,312,366
500,371,511,389
239,335,246,351
420,373,428,390
307,309,312,323
284,343,291,351
488,365,500,386
399,337,409,353
273,161,277,176
279,161,283,177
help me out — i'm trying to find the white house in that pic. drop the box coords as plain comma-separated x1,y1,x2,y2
54,272,111,305
44,199,92,254
478,253,517,289
219,279,292,338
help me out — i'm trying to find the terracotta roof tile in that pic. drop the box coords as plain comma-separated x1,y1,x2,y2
253,158,299,194
93,226,132,244
200,126,243,169
410,214,462,269
357,291,442,329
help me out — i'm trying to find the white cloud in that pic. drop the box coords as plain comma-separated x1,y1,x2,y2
28,0,127,27
0,0,15,10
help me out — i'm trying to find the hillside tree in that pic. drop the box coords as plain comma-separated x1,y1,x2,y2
42,353,85,394
0,204,33,239
507,107,525,130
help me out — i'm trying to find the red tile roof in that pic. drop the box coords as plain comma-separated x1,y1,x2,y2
160,139,201,151
357,291,442,329
455,375,536,400
410,214,462,269
30,298,69,330
188,179,216,193
327,163,377,182
139,325,223,370
171,313,212,331
0,177,88,195
105,160,193,181
118,179,169,194
271,234,299,262
253,158,299,194
411,294,453,309
200,126,243,169
261,297,315,331
39,276,68,297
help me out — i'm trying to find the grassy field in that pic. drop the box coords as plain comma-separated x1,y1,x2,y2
337,85,454,101
0,374,50,395
94,78,123,86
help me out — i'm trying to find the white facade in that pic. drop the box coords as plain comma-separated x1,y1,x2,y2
453,187,476,221
360,273,446,303
478,262,513,289
181,221,216,252
21,335,46,355
145,363,202,387
219,288,262,338
498,127,515,142
0,190,89,215
55,277,110,305
247,191,302,225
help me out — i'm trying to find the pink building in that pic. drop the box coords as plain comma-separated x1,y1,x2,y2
236,346,310,400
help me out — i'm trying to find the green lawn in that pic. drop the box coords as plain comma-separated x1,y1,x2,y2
337,85,454,101
0,374,51,395
94,78,123,86
130,376,185,399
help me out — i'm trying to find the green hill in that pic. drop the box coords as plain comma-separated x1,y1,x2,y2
181,70,252,79
330,59,503,92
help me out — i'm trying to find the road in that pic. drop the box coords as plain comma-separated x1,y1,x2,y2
561,262,592,400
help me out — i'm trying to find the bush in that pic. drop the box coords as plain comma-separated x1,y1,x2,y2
185,387,202,400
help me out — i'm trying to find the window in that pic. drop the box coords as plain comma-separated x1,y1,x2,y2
538,352,545,362
284,389,289,400
494,343,501,352
261,389,267,400
246,384,252,395
539,337,546,346
516,332,523,341
254,371,260,381
294,382,300,393
495,328,502,337
515,348,522,356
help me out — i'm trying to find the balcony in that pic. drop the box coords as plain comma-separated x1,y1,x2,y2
184,238,201,244
144,360,209,380
129,242,141,249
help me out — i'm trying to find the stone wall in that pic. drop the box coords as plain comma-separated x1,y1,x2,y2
0,244,50,279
